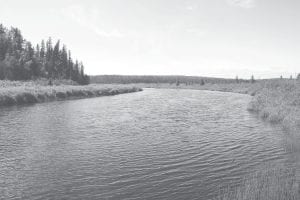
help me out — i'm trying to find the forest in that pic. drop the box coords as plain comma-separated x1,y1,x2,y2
0,24,89,85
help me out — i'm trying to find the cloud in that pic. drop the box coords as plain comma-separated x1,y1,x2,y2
226,0,256,8
61,4,124,38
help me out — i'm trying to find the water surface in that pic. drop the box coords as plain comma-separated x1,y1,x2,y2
0,89,292,199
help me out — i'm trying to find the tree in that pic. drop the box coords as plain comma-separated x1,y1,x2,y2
235,76,239,83
297,74,300,80
67,50,73,79
0,24,89,84
72,60,80,82
45,37,53,78
200,79,205,85
40,40,45,59
0,61,5,79
52,40,61,78
251,75,255,84
9,28,24,53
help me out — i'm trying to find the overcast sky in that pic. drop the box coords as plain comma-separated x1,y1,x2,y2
0,0,299,78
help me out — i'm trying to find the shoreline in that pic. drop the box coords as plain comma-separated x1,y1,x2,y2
0,83,142,107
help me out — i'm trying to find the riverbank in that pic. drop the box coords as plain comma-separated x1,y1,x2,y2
0,80,142,107
247,80,300,133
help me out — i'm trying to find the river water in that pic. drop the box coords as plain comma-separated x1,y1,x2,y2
0,89,294,199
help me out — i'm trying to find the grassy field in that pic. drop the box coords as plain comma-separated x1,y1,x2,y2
0,80,142,107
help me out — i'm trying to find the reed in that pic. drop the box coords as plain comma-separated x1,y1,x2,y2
247,80,300,133
216,165,299,200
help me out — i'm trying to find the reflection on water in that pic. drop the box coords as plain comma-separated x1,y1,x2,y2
0,89,293,199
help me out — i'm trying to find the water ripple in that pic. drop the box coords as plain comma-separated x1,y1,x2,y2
0,89,292,200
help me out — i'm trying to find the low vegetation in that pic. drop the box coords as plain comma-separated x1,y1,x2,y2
91,75,251,85
0,80,142,107
247,80,300,133
134,82,260,96
216,165,299,200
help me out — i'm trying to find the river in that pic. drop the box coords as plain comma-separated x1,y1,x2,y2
0,88,294,199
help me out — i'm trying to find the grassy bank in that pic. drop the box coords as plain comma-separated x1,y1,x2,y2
216,165,299,200
247,80,300,133
0,80,142,107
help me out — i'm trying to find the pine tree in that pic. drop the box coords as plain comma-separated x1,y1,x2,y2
235,76,239,83
72,60,79,82
0,24,89,84
67,50,73,79
52,40,60,78
46,37,53,78
200,79,205,85
40,40,45,59
251,75,255,83
60,45,68,79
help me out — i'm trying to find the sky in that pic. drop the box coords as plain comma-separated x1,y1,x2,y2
0,0,299,78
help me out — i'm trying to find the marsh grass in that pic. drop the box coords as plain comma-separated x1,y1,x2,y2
0,79,76,88
216,165,299,200
0,81,142,106
247,80,300,133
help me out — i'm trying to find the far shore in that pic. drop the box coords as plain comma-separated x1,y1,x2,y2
0,80,142,107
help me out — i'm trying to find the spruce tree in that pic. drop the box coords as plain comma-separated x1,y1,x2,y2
0,24,89,84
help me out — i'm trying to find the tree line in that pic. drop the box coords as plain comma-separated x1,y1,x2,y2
92,74,300,85
0,24,89,84
90,75,252,85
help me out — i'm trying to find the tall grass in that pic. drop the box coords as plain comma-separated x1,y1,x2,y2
0,81,142,106
247,80,300,133
0,79,77,88
216,166,299,200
